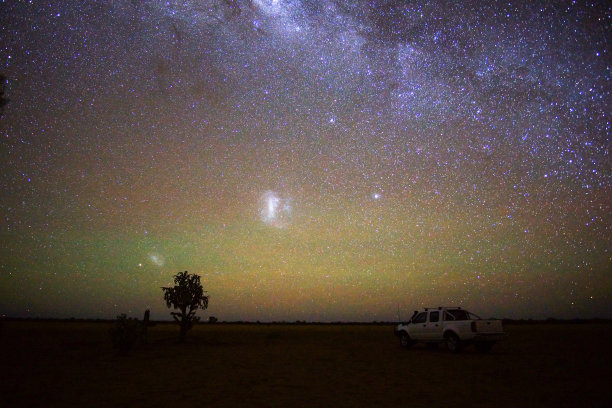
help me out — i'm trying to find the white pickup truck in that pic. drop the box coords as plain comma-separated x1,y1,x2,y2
394,307,504,352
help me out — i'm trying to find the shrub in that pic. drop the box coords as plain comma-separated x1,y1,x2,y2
109,314,142,353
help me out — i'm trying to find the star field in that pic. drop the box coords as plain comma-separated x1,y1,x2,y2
1,0,610,321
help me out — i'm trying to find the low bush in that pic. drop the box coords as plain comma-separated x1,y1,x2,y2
109,314,142,353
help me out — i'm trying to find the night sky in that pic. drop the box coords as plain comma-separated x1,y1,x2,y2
1,0,610,321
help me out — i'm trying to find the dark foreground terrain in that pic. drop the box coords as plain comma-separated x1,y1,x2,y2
1,321,611,407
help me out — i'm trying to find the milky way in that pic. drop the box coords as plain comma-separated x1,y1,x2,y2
1,1,610,321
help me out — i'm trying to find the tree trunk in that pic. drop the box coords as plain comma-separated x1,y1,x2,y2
179,317,188,342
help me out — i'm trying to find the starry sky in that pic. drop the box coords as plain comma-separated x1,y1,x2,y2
1,0,610,321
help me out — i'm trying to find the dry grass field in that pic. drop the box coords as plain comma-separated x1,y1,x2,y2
1,320,611,407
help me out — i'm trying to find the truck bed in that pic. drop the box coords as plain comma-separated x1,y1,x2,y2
473,319,503,333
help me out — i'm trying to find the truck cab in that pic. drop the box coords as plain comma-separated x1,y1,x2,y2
409,309,443,341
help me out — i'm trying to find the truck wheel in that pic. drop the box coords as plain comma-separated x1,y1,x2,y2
446,333,463,353
475,342,493,352
399,332,413,349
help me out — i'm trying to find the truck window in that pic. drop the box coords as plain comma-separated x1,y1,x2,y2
413,312,427,324
429,311,439,322
445,309,470,321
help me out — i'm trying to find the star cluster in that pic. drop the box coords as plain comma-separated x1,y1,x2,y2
1,0,610,321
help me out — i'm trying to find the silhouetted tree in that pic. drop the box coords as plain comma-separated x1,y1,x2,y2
0,74,8,117
161,271,209,342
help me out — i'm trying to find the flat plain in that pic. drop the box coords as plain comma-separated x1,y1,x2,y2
1,321,611,407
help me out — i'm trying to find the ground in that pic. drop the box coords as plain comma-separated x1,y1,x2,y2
1,321,610,407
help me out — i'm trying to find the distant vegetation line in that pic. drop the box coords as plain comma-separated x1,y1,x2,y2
2,317,612,325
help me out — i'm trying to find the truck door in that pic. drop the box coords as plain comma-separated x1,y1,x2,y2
423,311,443,340
410,312,428,340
